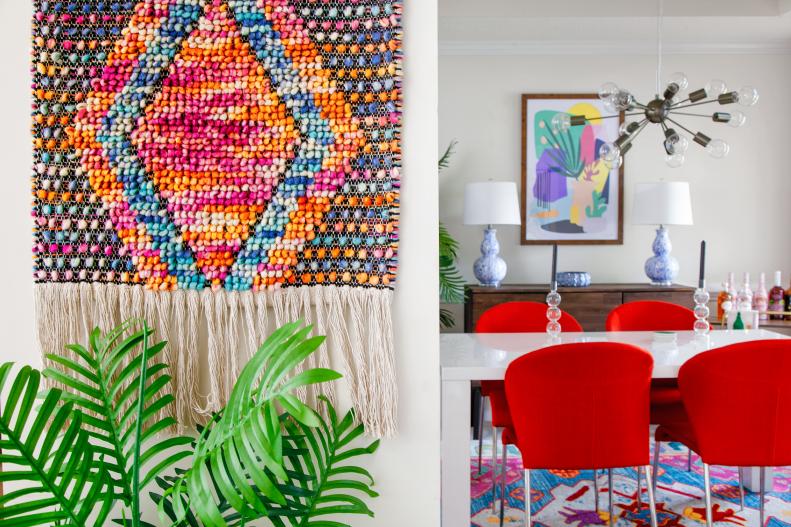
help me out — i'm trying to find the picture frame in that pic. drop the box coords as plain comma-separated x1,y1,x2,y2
520,93,624,245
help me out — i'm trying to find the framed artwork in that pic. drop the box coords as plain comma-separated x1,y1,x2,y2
520,94,624,245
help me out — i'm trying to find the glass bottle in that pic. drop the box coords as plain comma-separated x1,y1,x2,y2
768,271,785,320
716,272,735,321
785,276,791,321
753,272,769,321
736,272,753,311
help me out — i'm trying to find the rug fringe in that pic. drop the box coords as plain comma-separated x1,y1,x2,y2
34,283,398,437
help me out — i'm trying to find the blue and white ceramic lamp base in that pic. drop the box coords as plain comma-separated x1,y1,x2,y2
645,225,679,286
473,227,507,287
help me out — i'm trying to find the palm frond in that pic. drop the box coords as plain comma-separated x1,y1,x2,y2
438,139,458,172
162,321,342,527
440,308,456,330
0,363,115,526
439,222,465,307
42,320,193,512
154,397,379,527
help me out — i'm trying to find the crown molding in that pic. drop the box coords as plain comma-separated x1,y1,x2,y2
439,40,791,56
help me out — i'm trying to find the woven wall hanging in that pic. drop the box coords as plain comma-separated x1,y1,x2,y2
32,0,402,437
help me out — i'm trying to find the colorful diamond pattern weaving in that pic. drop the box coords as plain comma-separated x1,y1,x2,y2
32,0,402,436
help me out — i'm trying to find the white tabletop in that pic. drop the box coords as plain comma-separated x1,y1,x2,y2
440,329,789,381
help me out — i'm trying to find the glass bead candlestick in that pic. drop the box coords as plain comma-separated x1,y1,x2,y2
546,284,562,338
693,281,711,335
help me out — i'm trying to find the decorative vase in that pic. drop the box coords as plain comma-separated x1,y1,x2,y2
644,225,679,286
473,227,507,287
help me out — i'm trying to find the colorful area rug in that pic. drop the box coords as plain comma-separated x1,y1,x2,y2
31,0,402,436
472,441,791,526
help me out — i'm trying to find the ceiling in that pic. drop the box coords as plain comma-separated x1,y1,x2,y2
439,0,791,53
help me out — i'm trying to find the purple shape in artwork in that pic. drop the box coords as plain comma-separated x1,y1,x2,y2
533,148,568,206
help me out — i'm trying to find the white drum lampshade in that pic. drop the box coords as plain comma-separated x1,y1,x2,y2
632,181,693,286
463,181,521,287
632,181,693,226
463,182,521,226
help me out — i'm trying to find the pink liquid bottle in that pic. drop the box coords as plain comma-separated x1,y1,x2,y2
768,271,785,320
753,272,769,321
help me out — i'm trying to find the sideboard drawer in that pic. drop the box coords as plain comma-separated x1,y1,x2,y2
560,292,622,331
623,291,693,309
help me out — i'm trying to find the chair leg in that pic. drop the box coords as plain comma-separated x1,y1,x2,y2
687,449,693,471
594,469,599,512
477,395,486,476
491,426,499,514
607,469,614,527
737,467,745,512
703,463,713,527
652,440,660,491
499,444,507,527
524,469,532,527
644,465,659,527
636,466,643,509
759,467,766,527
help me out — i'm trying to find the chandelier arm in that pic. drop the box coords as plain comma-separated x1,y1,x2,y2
671,97,691,107
670,100,719,111
579,112,644,123
621,120,650,148
665,116,698,138
670,111,719,119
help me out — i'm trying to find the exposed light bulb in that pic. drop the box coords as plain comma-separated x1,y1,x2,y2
706,139,730,159
705,79,728,97
667,72,689,91
598,82,619,102
612,89,635,111
728,110,747,128
737,86,759,107
550,113,571,133
666,153,686,168
599,142,621,166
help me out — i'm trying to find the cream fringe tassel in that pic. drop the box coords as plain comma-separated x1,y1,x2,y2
34,283,398,438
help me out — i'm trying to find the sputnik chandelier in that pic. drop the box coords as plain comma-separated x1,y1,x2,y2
553,0,759,169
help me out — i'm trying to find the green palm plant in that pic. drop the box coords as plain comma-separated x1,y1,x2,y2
0,319,379,527
439,140,465,329
0,364,115,526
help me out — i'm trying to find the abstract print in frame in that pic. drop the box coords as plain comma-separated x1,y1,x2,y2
521,94,624,245
31,0,402,437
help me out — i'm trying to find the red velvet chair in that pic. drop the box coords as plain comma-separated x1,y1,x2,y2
474,301,583,511
502,342,658,527
606,301,697,470
653,340,791,527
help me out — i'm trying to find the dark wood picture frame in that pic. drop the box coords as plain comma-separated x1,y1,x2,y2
520,93,624,245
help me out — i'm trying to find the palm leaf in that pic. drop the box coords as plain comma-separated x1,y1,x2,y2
42,320,193,513
438,139,457,172
0,363,114,526
162,321,341,527
439,222,465,310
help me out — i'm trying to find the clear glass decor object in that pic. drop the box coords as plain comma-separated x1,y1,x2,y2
546,289,562,337
693,285,711,335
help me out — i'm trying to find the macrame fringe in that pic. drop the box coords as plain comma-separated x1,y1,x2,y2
34,283,397,437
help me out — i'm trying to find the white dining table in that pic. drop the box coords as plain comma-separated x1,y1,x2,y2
440,329,790,527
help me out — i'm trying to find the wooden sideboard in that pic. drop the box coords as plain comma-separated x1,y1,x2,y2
464,283,696,332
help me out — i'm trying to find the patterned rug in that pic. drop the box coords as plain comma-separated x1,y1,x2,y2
472,440,791,526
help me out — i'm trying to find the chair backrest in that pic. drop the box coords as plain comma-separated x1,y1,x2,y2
678,340,791,467
505,342,653,469
475,301,583,333
605,300,696,332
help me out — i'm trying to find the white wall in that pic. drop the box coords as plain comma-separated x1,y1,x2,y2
440,53,791,300
0,1,439,525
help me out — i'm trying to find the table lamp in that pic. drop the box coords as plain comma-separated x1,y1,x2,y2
463,181,521,287
633,181,693,286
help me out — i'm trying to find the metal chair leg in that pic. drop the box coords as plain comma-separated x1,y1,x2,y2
491,426,499,514
703,463,713,527
652,440,660,491
687,449,693,471
607,469,614,527
636,466,643,509
594,469,599,512
499,444,507,527
759,467,766,527
737,467,745,511
644,465,659,527
477,395,486,476
524,469,532,527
